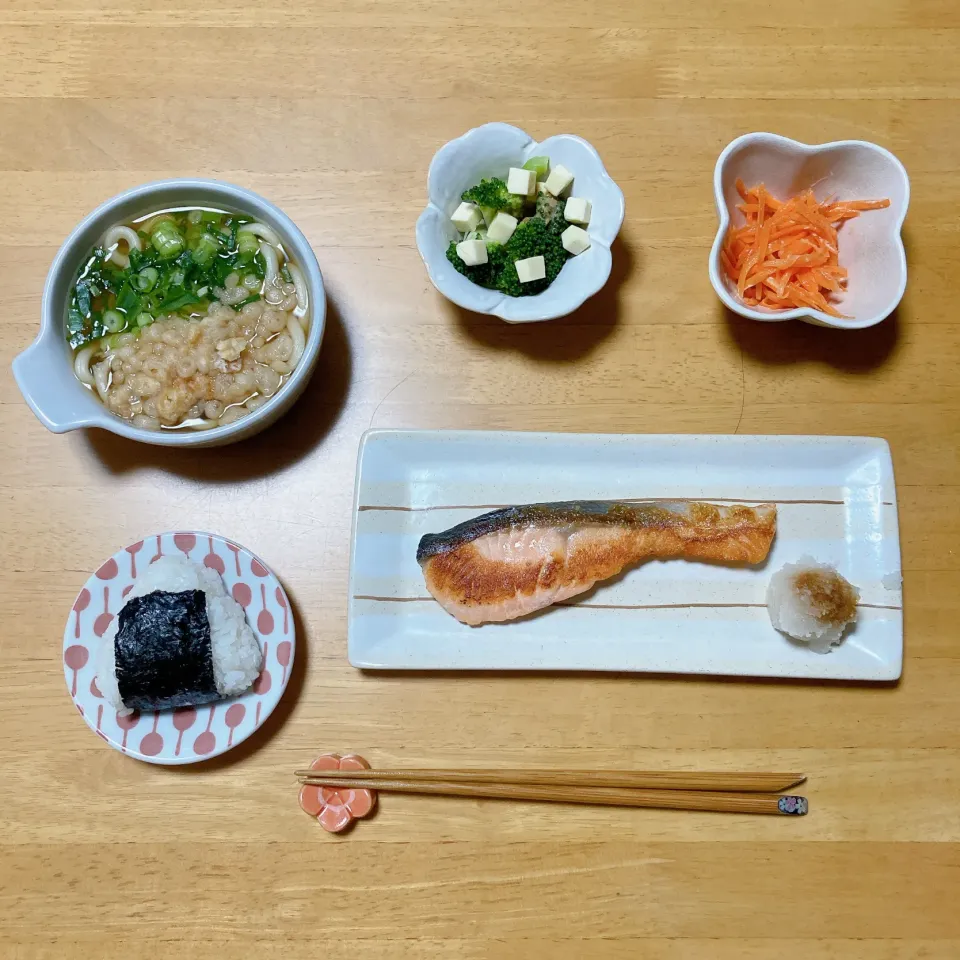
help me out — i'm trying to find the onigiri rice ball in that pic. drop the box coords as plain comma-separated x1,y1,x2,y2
96,555,262,715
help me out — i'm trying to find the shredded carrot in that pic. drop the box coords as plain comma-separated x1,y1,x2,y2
721,180,890,318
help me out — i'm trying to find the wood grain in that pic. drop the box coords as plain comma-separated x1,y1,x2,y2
1,0,958,956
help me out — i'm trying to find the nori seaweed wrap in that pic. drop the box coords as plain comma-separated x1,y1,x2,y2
114,589,219,711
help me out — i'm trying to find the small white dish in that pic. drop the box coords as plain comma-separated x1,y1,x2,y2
12,178,326,447
708,132,909,329
348,430,902,681
64,531,295,765
415,123,625,323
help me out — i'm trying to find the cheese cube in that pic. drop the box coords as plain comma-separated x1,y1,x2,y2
537,182,550,195
486,212,518,245
563,197,592,225
544,164,574,197
451,201,482,233
506,166,536,196
515,255,546,283
561,224,591,256
456,239,488,266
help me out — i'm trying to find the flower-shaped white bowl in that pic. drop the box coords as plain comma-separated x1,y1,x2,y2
708,132,909,329
416,123,625,323
12,178,326,448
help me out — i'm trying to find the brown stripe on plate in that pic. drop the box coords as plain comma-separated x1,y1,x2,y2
353,596,903,611
358,497,895,512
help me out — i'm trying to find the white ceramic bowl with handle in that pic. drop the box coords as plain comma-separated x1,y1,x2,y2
416,122,625,323
708,132,909,329
12,178,326,447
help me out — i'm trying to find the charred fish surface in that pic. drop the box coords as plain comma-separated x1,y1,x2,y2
417,500,777,626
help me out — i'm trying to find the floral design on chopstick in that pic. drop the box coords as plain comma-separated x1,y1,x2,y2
778,795,808,815
299,753,377,833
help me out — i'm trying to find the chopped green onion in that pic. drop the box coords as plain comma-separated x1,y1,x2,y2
192,233,220,265
115,282,140,315
151,220,185,259
523,156,550,179
158,291,200,313
66,208,293,349
102,309,125,333
237,231,259,256
135,266,159,291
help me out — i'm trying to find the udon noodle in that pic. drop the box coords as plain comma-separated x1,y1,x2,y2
67,207,309,431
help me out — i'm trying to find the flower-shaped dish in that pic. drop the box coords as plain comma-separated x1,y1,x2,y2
416,122,625,323
299,753,377,833
708,132,909,329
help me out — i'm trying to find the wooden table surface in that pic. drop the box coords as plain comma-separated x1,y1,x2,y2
2,0,959,956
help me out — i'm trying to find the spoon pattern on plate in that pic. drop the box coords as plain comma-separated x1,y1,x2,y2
204,536,225,574
93,587,113,638
116,710,139,753
194,705,217,756
140,714,164,757
174,533,197,556
72,589,90,639
173,707,197,757
64,645,88,696
253,642,272,695
276,587,289,633
258,584,275,634
125,540,143,578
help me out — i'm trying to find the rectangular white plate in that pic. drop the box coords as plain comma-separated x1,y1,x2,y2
348,431,902,680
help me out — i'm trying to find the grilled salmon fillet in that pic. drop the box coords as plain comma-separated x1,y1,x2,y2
417,500,777,625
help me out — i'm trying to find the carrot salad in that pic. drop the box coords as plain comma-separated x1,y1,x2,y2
720,179,890,318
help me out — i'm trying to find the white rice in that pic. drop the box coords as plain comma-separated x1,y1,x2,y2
766,556,860,654
96,556,262,715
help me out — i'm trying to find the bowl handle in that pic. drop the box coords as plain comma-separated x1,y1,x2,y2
11,336,101,433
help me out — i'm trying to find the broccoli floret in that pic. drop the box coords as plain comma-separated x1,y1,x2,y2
487,241,509,272
495,261,525,298
447,212,570,298
445,240,507,290
461,178,527,219
446,240,493,288
496,216,570,296
503,216,550,260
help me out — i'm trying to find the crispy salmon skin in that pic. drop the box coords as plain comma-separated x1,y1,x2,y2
417,500,777,626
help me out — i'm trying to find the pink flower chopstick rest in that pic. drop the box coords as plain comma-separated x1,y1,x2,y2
299,753,377,833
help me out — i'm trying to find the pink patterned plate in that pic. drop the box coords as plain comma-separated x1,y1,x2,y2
63,531,296,765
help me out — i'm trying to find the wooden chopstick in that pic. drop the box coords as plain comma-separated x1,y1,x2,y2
297,777,807,816
294,768,806,793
